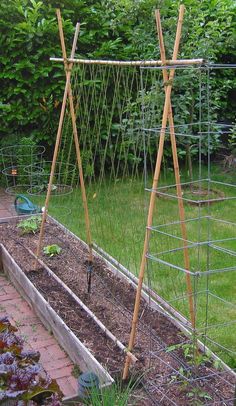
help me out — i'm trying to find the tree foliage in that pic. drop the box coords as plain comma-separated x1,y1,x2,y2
0,0,235,150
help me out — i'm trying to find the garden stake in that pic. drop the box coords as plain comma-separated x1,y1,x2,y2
36,19,80,260
123,4,185,380
56,9,93,265
36,10,93,268
155,9,195,328
87,260,93,294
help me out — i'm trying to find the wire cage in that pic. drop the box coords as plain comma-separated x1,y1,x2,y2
137,64,236,404
26,161,76,196
0,144,45,195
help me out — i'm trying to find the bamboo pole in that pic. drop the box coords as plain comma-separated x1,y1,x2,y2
122,4,185,380
49,57,204,67
56,9,93,263
36,15,80,259
155,9,195,327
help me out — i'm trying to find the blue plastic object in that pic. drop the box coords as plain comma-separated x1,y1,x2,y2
14,194,41,215
78,372,99,399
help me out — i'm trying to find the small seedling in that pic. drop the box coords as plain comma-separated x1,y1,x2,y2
43,244,62,257
186,387,212,405
166,342,213,367
17,216,41,235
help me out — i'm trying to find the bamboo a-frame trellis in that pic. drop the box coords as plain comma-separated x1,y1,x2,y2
36,5,201,378
36,9,93,264
122,4,197,379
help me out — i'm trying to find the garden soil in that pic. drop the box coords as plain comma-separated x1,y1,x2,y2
0,219,234,405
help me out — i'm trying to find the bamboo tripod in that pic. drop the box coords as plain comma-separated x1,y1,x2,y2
123,4,196,380
36,9,93,264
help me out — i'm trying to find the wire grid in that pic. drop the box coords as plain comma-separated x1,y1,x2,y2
46,62,235,404
140,65,236,404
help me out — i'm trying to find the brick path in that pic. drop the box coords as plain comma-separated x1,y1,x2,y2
0,188,78,398
0,274,78,398
0,188,16,219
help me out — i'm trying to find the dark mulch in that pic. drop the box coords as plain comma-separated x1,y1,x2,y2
0,219,235,405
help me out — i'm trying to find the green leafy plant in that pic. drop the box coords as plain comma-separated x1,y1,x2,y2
17,215,41,234
43,244,62,257
186,387,212,405
0,316,62,404
166,341,215,367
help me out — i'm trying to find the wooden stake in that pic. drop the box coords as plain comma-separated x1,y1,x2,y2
122,4,185,380
56,9,93,262
155,9,195,328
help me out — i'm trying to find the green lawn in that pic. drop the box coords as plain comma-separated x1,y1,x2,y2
31,164,236,367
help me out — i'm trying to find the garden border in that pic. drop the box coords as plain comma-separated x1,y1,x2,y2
0,214,235,380
0,243,114,389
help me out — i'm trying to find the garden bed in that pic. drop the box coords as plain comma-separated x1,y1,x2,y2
0,216,235,405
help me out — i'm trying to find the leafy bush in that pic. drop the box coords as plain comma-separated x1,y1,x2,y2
0,0,235,159
0,316,62,404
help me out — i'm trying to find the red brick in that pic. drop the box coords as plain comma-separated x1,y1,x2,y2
12,315,40,326
2,298,24,307
0,292,21,301
0,209,12,218
4,285,19,295
49,365,73,380
46,344,68,360
67,375,78,392
43,357,72,371
30,337,56,350
0,278,10,285
39,348,59,363
16,301,33,313
57,377,77,397
0,287,7,295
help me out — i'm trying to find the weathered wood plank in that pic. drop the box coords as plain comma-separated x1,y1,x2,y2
0,244,114,385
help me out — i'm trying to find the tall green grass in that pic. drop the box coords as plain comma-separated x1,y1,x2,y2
31,164,236,367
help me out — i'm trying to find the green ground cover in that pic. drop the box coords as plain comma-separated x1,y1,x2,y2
32,164,236,367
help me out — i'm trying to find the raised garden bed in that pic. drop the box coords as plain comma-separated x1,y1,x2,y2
0,216,235,405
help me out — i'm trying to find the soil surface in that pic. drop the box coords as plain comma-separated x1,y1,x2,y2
0,218,235,405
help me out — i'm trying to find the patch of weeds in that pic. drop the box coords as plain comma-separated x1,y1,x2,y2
43,244,62,257
71,364,82,378
186,387,212,405
31,324,37,333
17,216,41,235
169,365,191,385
